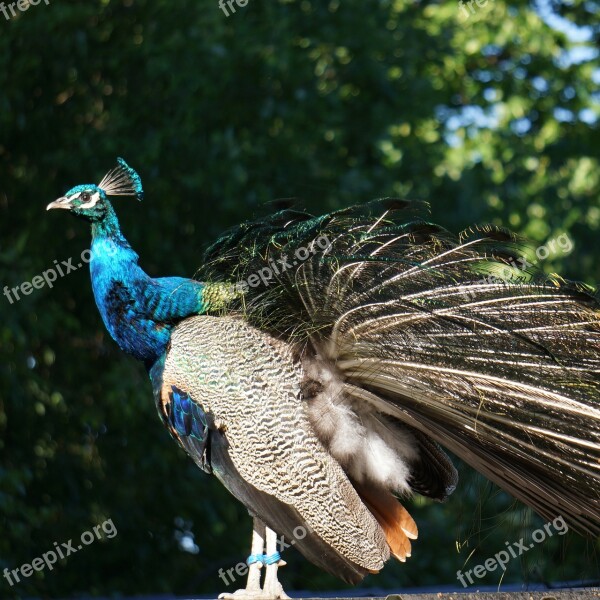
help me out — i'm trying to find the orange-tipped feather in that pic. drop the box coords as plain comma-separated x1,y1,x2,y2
354,482,418,562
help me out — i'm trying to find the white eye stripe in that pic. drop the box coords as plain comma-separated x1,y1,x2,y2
79,191,100,209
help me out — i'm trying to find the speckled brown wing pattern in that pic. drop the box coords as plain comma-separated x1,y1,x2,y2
160,315,390,574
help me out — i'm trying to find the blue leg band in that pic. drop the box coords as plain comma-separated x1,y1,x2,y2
263,552,281,565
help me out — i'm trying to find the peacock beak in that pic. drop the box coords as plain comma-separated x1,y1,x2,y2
46,197,72,211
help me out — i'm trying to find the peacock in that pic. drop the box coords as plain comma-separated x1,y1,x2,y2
47,159,600,599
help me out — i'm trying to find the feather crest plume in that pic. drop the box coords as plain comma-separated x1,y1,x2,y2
98,157,144,201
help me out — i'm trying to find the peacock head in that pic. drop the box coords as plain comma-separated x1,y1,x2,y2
47,158,144,223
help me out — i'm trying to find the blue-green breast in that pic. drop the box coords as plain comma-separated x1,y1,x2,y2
89,236,205,368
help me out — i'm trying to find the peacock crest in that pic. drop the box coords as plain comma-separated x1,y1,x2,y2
97,157,144,201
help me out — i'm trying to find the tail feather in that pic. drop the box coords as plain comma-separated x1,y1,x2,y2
199,200,600,535
341,374,600,536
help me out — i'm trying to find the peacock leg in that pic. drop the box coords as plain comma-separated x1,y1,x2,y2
262,526,290,600
245,518,265,593
218,517,266,600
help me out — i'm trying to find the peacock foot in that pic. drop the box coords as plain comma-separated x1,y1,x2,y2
219,518,290,599
261,579,290,599
218,560,290,600
218,586,289,600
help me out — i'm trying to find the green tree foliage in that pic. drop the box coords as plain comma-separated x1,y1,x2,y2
0,0,598,597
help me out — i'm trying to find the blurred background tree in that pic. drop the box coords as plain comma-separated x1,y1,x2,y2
0,0,598,597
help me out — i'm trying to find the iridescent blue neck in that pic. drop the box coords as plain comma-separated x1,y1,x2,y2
88,205,205,369
92,203,127,242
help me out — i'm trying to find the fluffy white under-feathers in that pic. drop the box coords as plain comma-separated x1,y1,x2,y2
305,355,418,495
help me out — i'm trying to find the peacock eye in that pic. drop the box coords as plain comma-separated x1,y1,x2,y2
81,192,91,202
